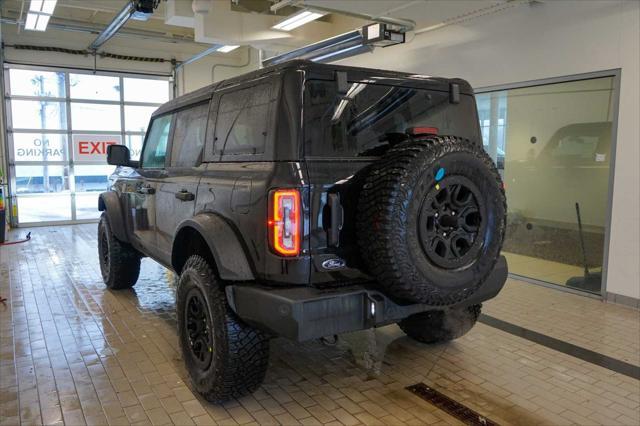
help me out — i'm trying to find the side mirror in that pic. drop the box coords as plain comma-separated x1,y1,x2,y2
107,144,137,167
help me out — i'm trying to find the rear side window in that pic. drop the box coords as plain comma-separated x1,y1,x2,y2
304,80,479,157
141,114,173,168
171,103,209,167
215,83,271,156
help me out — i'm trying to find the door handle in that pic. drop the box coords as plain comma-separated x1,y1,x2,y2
137,185,155,195
175,190,195,202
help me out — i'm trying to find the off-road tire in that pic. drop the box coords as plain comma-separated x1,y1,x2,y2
399,304,481,344
98,212,140,290
357,136,506,305
176,255,270,403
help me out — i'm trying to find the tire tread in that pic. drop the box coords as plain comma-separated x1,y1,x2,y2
98,213,140,290
177,255,270,403
357,136,506,305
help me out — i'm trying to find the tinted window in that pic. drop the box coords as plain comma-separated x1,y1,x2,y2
171,103,209,167
304,80,479,157
215,83,271,156
553,135,599,159
141,114,173,168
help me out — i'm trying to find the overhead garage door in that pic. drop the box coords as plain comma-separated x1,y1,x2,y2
3,65,170,225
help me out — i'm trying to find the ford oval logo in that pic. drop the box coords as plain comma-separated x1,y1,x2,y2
322,258,346,270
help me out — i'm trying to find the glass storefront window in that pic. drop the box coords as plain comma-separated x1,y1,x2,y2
123,78,169,103
75,193,102,220
126,134,144,160
69,74,121,101
17,195,72,223
9,69,65,98
477,76,614,294
11,100,67,130
13,133,68,162
6,66,169,224
124,105,156,132
74,165,116,192
15,165,70,194
70,103,121,131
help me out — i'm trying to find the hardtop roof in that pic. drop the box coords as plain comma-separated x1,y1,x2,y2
153,60,473,117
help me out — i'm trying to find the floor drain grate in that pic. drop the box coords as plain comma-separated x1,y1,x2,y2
406,383,499,426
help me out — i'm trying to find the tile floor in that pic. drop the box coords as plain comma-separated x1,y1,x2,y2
502,252,600,290
0,224,639,426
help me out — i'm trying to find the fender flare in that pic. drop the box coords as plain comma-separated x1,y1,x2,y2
98,192,129,243
173,214,255,281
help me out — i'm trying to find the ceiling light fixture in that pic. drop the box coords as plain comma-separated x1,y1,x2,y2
272,10,325,32
35,14,50,31
217,45,240,53
25,0,57,32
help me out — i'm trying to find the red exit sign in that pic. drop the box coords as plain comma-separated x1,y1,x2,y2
77,140,118,155
72,134,123,163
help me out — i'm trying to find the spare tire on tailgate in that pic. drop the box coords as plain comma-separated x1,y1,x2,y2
357,135,506,305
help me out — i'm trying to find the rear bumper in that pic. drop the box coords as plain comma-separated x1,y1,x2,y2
226,256,508,342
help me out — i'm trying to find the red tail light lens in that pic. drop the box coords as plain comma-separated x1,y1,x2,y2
407,126,439,136
268,189,301,256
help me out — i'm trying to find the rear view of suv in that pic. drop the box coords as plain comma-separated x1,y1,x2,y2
98,60,507,402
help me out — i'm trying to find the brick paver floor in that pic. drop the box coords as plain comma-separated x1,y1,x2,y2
1,224,638,425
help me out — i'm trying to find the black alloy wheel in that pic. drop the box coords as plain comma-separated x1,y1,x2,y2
184,287,214,369
99,230,110,275
418,175,485,269
97,212,140,290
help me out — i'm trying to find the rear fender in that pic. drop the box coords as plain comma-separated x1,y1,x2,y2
98,192,129,243
174,214,255,281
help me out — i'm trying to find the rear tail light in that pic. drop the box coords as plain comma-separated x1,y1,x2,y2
268,189,301,256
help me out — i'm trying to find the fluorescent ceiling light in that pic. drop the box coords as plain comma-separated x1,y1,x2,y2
29,0,43,12
217,45,240,53
272,10,325,31
35,14,50,31
25,12,50,31
29,0,56,14
41,0,57,14
26,0,56,31
25,13,38,30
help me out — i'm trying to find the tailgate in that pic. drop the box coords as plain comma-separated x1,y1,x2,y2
306,159,373,285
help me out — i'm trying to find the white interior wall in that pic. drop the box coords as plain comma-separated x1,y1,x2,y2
339,0,640,300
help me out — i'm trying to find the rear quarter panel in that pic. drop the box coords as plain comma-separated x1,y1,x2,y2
195,161,312,285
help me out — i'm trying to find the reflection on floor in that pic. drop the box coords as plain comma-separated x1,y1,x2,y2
1,224,638,426
503,251,602,291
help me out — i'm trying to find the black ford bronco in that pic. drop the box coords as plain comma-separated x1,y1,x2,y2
98,60,507,402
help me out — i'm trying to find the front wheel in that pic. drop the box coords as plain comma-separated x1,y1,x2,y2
399,304,481,344
98,213,140,290
176,255,270,403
